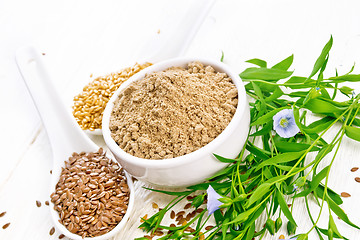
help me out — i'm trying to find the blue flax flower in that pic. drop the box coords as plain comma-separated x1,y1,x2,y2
273,109,300,138
207,185,222,215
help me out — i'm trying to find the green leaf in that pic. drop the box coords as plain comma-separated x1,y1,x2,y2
251,122,273,136
284,76,316,89
303,98,347,114
213,154,237,163
240,67,293,81
328,74,360,83
214,208,224,225
226,206,257,225
327,195,360,230
345,126,360,142
246,142,271,160
244,203,267,229
272,54,294,70
303,88,322,105
275,141,320,152
318,228,349,240
251,81,266,115
220,51,224,62
329,215,343,239
303,116,335,134
276,190,297,226
250,107,290,126
245,223,255,240
265,87,284,102
339,86,354,97
245,81,278,92
274,165,303,172
255,151,305,170
294,166,329,198
246,183,272,207
246,58,267,68
308,36,333,79
314,184,342,205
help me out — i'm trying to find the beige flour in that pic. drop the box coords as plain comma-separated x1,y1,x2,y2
109,61,238,159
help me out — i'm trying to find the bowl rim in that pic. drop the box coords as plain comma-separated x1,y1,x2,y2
102,57,248,169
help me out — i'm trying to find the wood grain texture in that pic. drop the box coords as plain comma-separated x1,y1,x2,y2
1,0,360,239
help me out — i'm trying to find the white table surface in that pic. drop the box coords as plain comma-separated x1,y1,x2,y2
1,0,360,239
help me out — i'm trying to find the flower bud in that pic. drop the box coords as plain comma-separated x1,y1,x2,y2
234,194,247,202
192,195,205,208
297,233,309,240
171,230,184,238
265,219,275,235
275,217,282,232
287,220,297,235
294,176,306,188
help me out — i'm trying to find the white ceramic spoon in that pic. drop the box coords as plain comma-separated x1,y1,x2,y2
86,0,216,135
15,46,134,240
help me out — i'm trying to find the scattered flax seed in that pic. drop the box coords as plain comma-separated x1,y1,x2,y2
90,73,93,78
154,230,163,236
152,202,159,209
170,210,175,219
196,208,204,213
45,201,49,206
176,215,183,222
355,177,360,183
58,234,65,239
184,203,192,209
42,53,46,56
36,200,41,207
170,223,176,228
176,211,185,217
50,170,52,174
199,232,205,240
2,223,10,229
73,62,152,131
351,167,359,172
279,235,285,239
157,29,160,34
49,227,55,235
186,196,195,201
341,192,351,198
0,212,6,217
205,225,214,230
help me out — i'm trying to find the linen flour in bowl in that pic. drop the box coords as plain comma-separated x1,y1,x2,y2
109,61,238,159
102,58,250,187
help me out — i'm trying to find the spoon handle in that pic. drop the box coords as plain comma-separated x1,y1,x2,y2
15,46,95,155
134,0,216,63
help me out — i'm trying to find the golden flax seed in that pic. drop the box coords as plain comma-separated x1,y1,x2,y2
72,63,152,131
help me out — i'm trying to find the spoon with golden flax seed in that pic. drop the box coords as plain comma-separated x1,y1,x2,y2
15,46,134,240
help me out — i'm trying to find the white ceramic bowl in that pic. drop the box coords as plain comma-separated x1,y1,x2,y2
102,57,250,187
